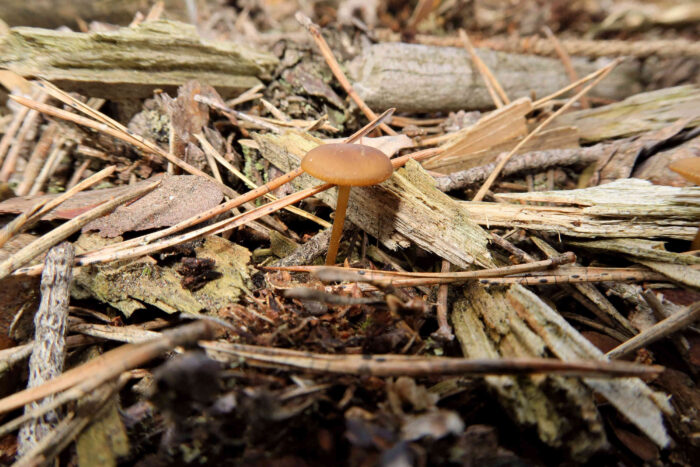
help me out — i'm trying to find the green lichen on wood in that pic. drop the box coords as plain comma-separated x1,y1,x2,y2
0,20,278,98
72,234,251,317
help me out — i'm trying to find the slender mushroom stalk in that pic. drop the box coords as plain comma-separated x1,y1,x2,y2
301,143,393,265
327,185,351,265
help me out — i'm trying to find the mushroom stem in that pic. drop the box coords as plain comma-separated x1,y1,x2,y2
326,185,351,265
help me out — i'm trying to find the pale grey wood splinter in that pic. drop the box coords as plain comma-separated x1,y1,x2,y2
18,242,75,455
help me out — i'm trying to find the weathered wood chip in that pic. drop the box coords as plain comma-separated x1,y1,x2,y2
554,85,700,143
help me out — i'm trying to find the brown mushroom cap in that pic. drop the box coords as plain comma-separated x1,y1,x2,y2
669,157,700,185
301,143,393,186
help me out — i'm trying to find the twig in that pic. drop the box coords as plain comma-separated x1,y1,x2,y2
9,94,241,199
0,166,116,248
0,92,47,182
65,159,91,190
607,302,700,359
194,94,282,133
473,59,620,201
490,233,536,263
0,320,217,416
283,288,384,306
271,229,332,268
459,29,509,107
295,12,397,136
15,123,58,196
0,179,158,280
542,26,589,109
266,252,575,281
201,341,663,378
29,141,68,196
18,243,74,455
434,145,605,192
433,260,454,341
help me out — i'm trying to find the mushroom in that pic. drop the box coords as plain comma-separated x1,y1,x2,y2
301,143,393,265
669,156,700,250
669,157,700,185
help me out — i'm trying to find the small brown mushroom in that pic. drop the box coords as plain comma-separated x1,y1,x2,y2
302,143,393,265
669,156,700,250
669,157,700,185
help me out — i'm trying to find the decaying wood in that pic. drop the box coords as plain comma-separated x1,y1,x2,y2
255,131,494,268
18,242,74,455
0,0,190,28
596,118,693,184
453,283,671,456
634,132,700,186
458,179,700,240
0,20,277,98
347,42,641,113
507,285,672,446
271,229,332,267
72,235,251,317
451,284,608,460
554,85,700,142
531,237,636,335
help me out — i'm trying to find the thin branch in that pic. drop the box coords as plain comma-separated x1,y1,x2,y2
295,12,397,136
607,302,700,359
201,341,663,378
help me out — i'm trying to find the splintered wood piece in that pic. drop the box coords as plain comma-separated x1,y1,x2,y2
454,284,671,452
506,285,672,447
466,179,700,240
0,20,277,98
424,97,532,170
18,243,74,455
554,85,700,142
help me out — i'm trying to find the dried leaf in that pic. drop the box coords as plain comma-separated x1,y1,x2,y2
83,175,223,237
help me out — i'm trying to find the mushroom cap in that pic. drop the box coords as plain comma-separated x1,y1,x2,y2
301,143,393,186
669,157,700,185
